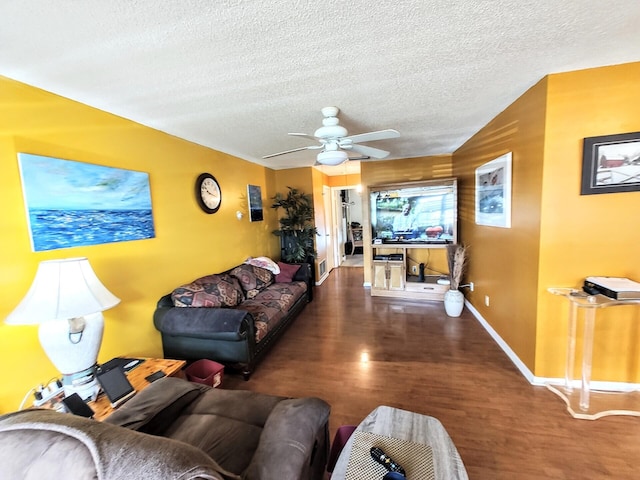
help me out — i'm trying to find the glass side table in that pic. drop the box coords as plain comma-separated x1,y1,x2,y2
547,288,640,420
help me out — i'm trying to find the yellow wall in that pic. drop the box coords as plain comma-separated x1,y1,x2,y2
537,62,640,380
453,61,640,381
0,77,282,412
453,78,547,370
360,155,453,284
327,173,361,188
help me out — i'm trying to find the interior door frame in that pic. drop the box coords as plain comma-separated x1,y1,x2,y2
330,184,361,268
321,185,335,276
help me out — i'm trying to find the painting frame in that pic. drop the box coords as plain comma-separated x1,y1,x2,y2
580,131,640,195
18,153,155,252
475,152,512,229
247,184,264,222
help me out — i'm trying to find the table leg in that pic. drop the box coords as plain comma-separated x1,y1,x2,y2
580,308,596,411
565,302,578,392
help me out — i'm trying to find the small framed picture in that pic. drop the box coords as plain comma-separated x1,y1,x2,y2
580,131,640,195
247,184,264,222
475,152,512,228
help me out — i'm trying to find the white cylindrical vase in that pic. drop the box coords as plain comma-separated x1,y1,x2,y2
444,289,464,317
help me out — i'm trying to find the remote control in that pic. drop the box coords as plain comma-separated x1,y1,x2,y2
370,447,406,475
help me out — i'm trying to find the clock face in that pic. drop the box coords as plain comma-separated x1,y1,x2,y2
195,173,221,213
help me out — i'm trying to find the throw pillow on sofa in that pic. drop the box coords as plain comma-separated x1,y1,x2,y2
171,273,244,307
244,256,281,274
275,262,301,283
229,264,274,299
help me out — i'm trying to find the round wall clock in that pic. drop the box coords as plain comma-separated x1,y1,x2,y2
195,173,221,214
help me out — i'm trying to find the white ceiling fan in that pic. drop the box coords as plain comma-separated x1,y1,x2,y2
263,107,401,166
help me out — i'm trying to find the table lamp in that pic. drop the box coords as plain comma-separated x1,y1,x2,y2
5,257,120,401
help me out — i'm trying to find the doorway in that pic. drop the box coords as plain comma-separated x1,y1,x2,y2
331,186,364,269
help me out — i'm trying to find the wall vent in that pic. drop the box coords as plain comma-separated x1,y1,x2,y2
319,259,327,277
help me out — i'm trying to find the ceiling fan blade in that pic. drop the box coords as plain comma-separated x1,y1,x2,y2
288,132,320,142
344,129,400,144
349,144,390,159
262,145,322,159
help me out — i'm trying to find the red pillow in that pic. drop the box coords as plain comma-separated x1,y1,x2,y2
275,262,301,283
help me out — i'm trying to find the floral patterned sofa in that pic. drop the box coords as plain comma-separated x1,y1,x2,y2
153,258,312,379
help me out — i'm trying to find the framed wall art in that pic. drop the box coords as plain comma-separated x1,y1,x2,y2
580,131,640,195
18,153,155,252
247,184,264,222
475,152,512,228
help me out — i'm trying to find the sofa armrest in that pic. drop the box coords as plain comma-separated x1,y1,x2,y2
154,301,253,341
157,293,174,308
105,377,205,434
243,397,330,480
291,262,310,282
0,409,230,480
291,262,313,302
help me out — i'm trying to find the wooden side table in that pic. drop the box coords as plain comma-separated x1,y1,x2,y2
89,358,186,421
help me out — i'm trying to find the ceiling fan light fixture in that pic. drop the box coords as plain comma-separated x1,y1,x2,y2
317,150,348,166
264,106,400,164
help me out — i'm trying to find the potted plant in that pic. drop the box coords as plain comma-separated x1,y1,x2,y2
271,187,318,264
444,244,468,317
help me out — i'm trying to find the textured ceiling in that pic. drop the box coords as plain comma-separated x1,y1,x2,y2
2,1,640,175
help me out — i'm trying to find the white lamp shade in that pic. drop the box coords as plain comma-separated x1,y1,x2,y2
317,150,349,166
6,257,120,325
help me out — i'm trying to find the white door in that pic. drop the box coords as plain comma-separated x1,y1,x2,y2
322,185,335,273
331,187,347,267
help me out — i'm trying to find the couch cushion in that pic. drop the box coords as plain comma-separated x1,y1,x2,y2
171,273,244,308
229,264,274,299
165,389,286,476
236,282,307,342
275,262,301,283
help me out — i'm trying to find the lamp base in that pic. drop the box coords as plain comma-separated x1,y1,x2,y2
62,366,99,402
38,311,104,385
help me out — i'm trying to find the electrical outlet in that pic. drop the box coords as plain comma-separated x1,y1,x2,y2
484,295,490,307
469,282,474,292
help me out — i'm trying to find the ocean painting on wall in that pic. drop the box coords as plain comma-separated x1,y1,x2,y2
18,153,155,252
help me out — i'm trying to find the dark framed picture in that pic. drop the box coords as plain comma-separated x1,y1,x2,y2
247,184,263,222
581,131,640,195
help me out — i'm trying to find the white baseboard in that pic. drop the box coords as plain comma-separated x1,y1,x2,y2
316,272,330,286
465,300,640,392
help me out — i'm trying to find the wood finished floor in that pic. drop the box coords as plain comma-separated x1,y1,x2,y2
224,267,640,479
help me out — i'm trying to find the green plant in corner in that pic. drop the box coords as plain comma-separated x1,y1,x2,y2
271,186,318,263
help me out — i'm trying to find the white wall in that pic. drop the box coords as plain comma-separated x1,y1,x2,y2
347,188,363,224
